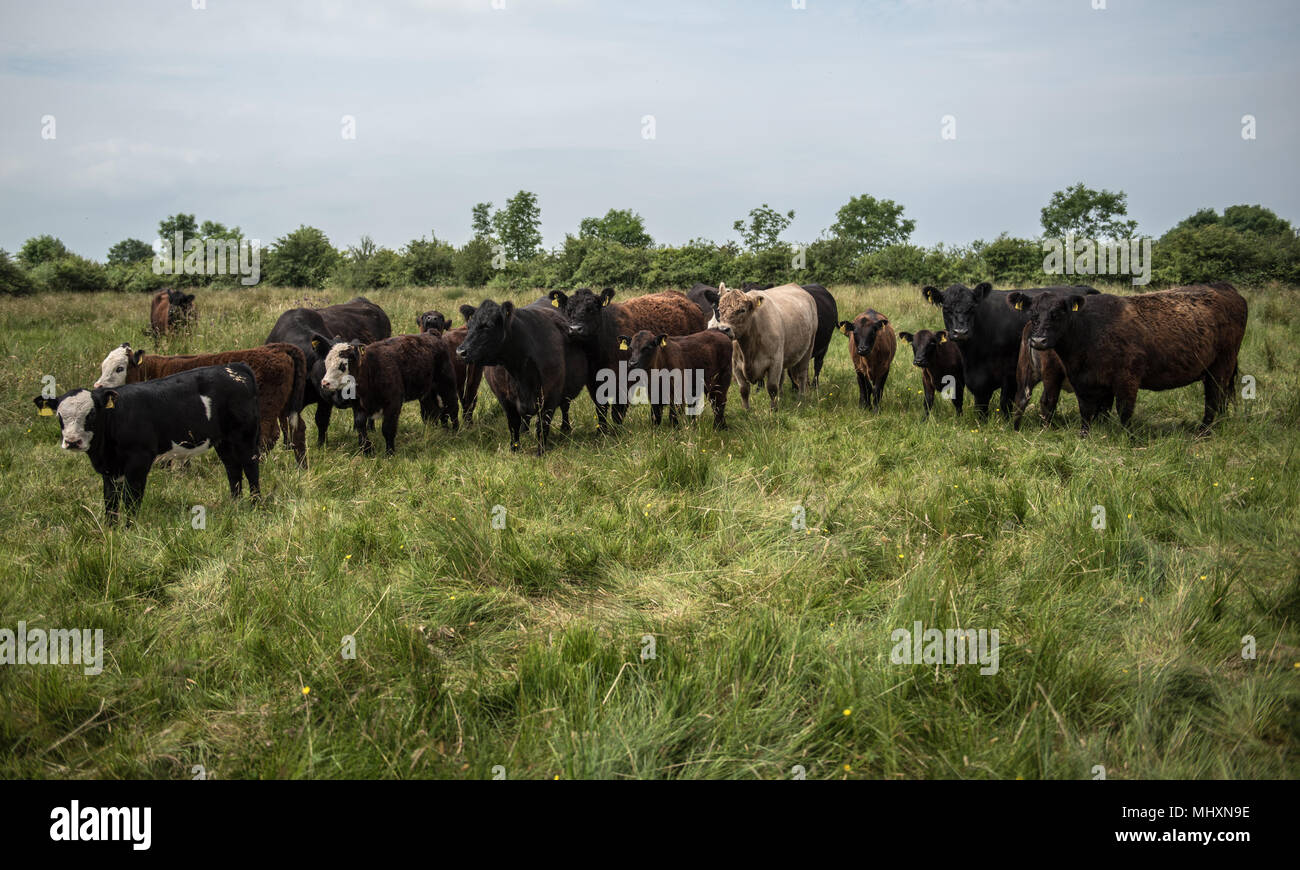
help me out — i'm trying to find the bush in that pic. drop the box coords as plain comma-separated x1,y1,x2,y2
0,249,33,296
105,261,172,295
455,237,495,288
263,226,340,290
27,254,110,294
402,234,457,286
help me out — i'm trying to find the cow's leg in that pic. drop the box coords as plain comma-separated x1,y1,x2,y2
998,374,1017,419
711,389,727,430
215,439,244,497
121,458,151,518
612,402,628,426
505,406,524,452
921,371,935,419
791,359,811,396
102,473,124,524
355,407,374,455
1201,364,1233,430
812,353,824,389
952,377,964,416
856,372,870,409
972,387,993,420
668,403,681,427
382,406,401,455
291,414,307,467
536,407,555,456
1076,390,1109,438
239,427,261,498
463,365,482,424
767,370,781,413
873,372,889,410
650,402,663,426
314,402,332,446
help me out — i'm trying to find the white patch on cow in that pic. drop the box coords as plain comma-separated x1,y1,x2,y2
156,439,211,464
95,346,132,388
320,343,352,392
57,390,95,451
200,395,213,420
225,366,248,383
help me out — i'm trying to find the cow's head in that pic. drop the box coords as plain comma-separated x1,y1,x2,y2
457,300,515,364
922,282,991,341
838,312,890,357
33,388,117,453
417,310,451,334
316,335,364,393
559,288,614,340
898,329,948,368
167,290,196,321
622,331,666,371
95,342,145,388
713,283,762,340
1008,291,1086,351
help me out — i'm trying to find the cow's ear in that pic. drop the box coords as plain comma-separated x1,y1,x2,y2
103,390,119,410
1007,292,1030,311
974,281,993,300
501,301,515,319
898,332,913,344
1068,294,1086,313
618,337,629,351
459,304,476,323
717,282,727,293
657,334,668,347
837,320,853,336
752,295,763,308
599,288,615,307
131,349,145,366
310,333,333,356
937,330,949,343
922,286,943,306
33,395,58,416
548,290,568,309
703,289,719,306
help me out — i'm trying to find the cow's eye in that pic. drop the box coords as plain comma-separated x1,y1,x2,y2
115,366,124,373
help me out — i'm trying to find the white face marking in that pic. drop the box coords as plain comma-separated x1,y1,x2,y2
156,439,211,464
200,395,213,420
57,391,95,451
321,343,353,392
96,346,132,388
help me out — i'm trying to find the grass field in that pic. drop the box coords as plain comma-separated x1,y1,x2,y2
1,282,1297,780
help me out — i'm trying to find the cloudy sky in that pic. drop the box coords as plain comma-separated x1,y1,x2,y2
1,0,1296,258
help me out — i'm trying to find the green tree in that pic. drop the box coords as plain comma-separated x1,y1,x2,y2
107,238,155,265
492,191,543,261
1040,183,1138,239
578,208,653,248
264,225,340,289
402,232,456,285
0,249,34,295
1222,204,1293,237
829,194,916,255
733,204,795,252
454,236,495,287
471,202,495,239
17,235,69,269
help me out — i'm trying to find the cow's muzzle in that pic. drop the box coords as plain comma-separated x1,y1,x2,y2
1028,337,1050,351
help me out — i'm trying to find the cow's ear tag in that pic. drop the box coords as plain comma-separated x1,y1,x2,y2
105,396,115,409
754,297,763,308
359,346,366,359
37,406,53,417
1014,301,1024,310
659,337,667,347
551,297,559,308
939,334,948,343
618,339,629,351
601,297,610,307
1070,301,1081,311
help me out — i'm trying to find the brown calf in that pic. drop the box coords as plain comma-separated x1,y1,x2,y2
838,310,896,410
417,310,483,424
620,329,733,429
898,329,964,418
150,289,197,336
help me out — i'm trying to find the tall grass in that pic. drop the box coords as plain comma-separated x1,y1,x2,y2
0,283,1295,779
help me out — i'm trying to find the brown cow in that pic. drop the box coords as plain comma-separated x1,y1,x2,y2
898,329,964,418
316,333,459,455
1008,281,1248,436
620,329,733,429
150,289,196,336
95,342,307,464
837,310,896,411
1012,322,1075,430
417,310,483,424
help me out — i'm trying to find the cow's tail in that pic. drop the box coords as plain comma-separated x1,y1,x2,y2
284,344,308,445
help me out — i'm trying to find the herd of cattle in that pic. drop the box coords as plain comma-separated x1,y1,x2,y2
31,278,1248,522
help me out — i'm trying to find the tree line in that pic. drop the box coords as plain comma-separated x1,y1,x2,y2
2,185,1297,296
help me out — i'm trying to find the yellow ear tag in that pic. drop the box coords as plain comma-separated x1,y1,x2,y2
754,296,763,307
37,406,53,417
359,346,366,359
105,396,115,409
618,339,629,351
659,337,667,347
1015,301,1024,310
602,297,610,307
940,334,947,343
1070,301,1081,311
551,297,559,308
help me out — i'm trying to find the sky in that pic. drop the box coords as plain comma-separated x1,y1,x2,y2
1,0,1297,258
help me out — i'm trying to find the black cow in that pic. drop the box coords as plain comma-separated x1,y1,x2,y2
922,282,1097,418
33,363,261,522
800,283,837,387
265,297,391,445
897,329,964,418
456,299,588,455
687,283,717,319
